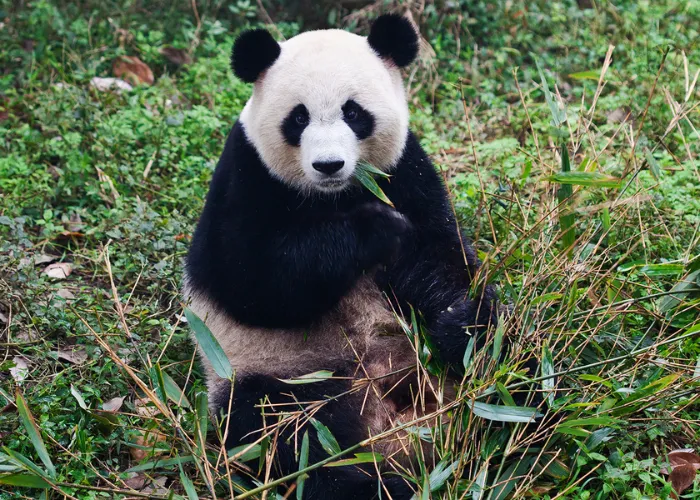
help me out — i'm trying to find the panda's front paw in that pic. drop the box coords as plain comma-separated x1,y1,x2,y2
428,298,497,367
354,202,412,265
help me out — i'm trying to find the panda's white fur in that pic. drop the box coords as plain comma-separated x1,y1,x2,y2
185,277,409,392
239,29,409,193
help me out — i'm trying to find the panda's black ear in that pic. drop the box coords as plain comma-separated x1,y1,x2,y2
231,29,281,83
367,14,419,68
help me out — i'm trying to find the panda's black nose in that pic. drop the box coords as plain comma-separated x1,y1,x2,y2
312,160,345,175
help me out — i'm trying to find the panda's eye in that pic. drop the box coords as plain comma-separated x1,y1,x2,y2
295,112,309,126
345,109,358,121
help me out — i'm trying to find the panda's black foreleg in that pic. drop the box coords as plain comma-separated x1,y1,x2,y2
384,238,498,372
211,373,414,499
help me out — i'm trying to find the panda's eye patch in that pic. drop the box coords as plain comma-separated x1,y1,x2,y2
282,104,310,147
342,100,374,140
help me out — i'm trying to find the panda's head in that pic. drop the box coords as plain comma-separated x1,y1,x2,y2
234,15,419,193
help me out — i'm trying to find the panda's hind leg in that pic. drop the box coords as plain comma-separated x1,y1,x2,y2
211,373,414,500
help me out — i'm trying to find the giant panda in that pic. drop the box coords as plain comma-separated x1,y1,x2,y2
184,14,501,499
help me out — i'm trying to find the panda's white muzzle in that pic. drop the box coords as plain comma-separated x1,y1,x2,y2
300,121,359,191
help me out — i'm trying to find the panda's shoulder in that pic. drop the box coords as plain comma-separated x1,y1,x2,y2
209,121,292,206
387,131,448,199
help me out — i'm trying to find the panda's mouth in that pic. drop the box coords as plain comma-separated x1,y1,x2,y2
316,178,349,191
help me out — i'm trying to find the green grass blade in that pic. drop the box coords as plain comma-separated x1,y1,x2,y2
185,308,233,380
15,390,55,478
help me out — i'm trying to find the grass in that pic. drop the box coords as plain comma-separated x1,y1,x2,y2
1,0,699,498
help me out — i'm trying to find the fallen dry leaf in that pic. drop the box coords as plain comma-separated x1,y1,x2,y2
43,262,73,279
67,213,84,232
159,46,192,65
91,77,133,93
10,356,29,382
669,450,700,468
123,472,147,490
54,347,88,365
113,55,154,86
134,397,161,418
129,430,167,461
140,476,168,496
56,288,75,301
0,311,7,324
660,448,700,494
671,464,698,494
102,396,126,412
19,253,59,268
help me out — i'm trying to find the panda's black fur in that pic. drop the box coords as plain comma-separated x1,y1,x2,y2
185,15,502,500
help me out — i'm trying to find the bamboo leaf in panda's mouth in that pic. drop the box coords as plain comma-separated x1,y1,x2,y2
354,161,394,207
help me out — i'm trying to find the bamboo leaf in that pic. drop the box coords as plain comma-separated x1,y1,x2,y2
569,70,600,80
310,419,341,455
126,455,196,473
179,458,199,500
162,371,191,408
0,472,52,488
536,59,566,126
658,270,700,313
355,162,394,207
491,457,537,500
547,171,622,188
15,390,55,478
2,448,52,483
559,417,618,428
638,263,685,276
492,318,504,361
325,452,384,467
228,443,262,463
541,345,555,406
468,402,541,423
462,336,476,370
194,391,209,457
70,385,88,410
296,431,309,500
149,363,168,406
557,143,575,258
185,308,233,380
279,370,334,385
428,459,459,492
